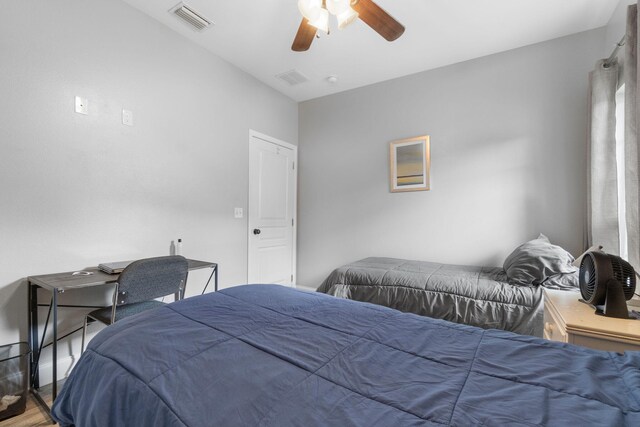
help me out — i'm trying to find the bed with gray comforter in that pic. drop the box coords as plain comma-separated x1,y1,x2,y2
317,256,576,337
317,257,544,336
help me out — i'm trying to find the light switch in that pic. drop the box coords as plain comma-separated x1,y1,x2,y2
75,96,88,115
234,208,243,218
122,109,133,126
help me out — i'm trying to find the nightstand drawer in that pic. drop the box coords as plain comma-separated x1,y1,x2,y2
570,334,640,352
544,289,640,352
543,305,567,343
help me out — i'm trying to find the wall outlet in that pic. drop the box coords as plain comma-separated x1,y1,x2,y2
122,109,133,126
75,96,88,115
234,208,243,218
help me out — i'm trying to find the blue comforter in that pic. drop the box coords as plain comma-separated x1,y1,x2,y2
52,285,640,426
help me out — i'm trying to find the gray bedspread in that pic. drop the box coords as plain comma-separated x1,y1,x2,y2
317,257,550,336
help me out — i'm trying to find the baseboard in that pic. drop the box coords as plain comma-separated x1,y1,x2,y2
35,354,77,387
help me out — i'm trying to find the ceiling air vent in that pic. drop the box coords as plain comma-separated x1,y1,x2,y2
169,3,213,32
276,70,309,86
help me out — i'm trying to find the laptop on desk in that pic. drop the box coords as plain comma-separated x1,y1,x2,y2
98,260,133,275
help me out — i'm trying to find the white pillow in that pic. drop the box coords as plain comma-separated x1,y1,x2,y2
572,245,604,268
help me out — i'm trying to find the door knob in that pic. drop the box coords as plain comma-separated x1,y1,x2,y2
253,229,261,235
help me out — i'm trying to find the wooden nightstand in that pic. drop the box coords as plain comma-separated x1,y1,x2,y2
543,289,640,352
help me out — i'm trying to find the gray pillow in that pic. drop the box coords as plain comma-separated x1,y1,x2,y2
503,234,577,286
541,272,579,290
572,245,604,268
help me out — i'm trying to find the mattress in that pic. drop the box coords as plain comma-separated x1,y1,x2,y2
52,285,639,426
316,257,559,336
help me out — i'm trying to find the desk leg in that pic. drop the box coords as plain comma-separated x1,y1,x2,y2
178,272,188,301
201,265,218,295
28,282,39,389
28,285,56,422
52,290,58,401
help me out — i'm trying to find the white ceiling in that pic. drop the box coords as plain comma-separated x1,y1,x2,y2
121,0,620,102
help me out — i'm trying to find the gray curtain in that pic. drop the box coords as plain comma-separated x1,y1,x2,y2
587,59,620,254
625,4,639,271
587,3,640,267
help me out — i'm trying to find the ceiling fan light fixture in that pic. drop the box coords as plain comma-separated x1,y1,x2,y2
337,7,358,29
309,7,330,33
291,0,404,52
298,0,322,21
326,0,349,16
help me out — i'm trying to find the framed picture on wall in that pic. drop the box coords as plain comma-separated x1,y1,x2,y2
389,135,430,192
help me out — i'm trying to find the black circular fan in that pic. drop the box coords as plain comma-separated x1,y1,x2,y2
579,251,636,318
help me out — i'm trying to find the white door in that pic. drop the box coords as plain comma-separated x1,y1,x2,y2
248,131,297,286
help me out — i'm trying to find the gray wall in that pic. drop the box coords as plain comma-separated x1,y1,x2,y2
604,0,636,53
0,0,297,379
297,29,605,287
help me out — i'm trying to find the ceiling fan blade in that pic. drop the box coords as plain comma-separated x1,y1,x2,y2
352,0,405,42
292,18,317,52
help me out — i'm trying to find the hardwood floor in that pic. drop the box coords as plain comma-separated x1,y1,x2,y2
0,382,60,427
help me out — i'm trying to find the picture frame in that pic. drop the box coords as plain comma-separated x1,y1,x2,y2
389,135,430,193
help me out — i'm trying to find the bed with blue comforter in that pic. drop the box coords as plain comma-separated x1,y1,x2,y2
52,285,640,426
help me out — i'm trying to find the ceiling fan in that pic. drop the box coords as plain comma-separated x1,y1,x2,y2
292,0,405,52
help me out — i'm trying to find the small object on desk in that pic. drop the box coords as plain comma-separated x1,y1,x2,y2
71,271,93,276
176,238,183,256
98,261,132,275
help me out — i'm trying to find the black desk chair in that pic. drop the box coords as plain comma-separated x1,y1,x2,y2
81,255,189,353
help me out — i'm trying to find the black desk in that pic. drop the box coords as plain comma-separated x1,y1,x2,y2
27,259,217,415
